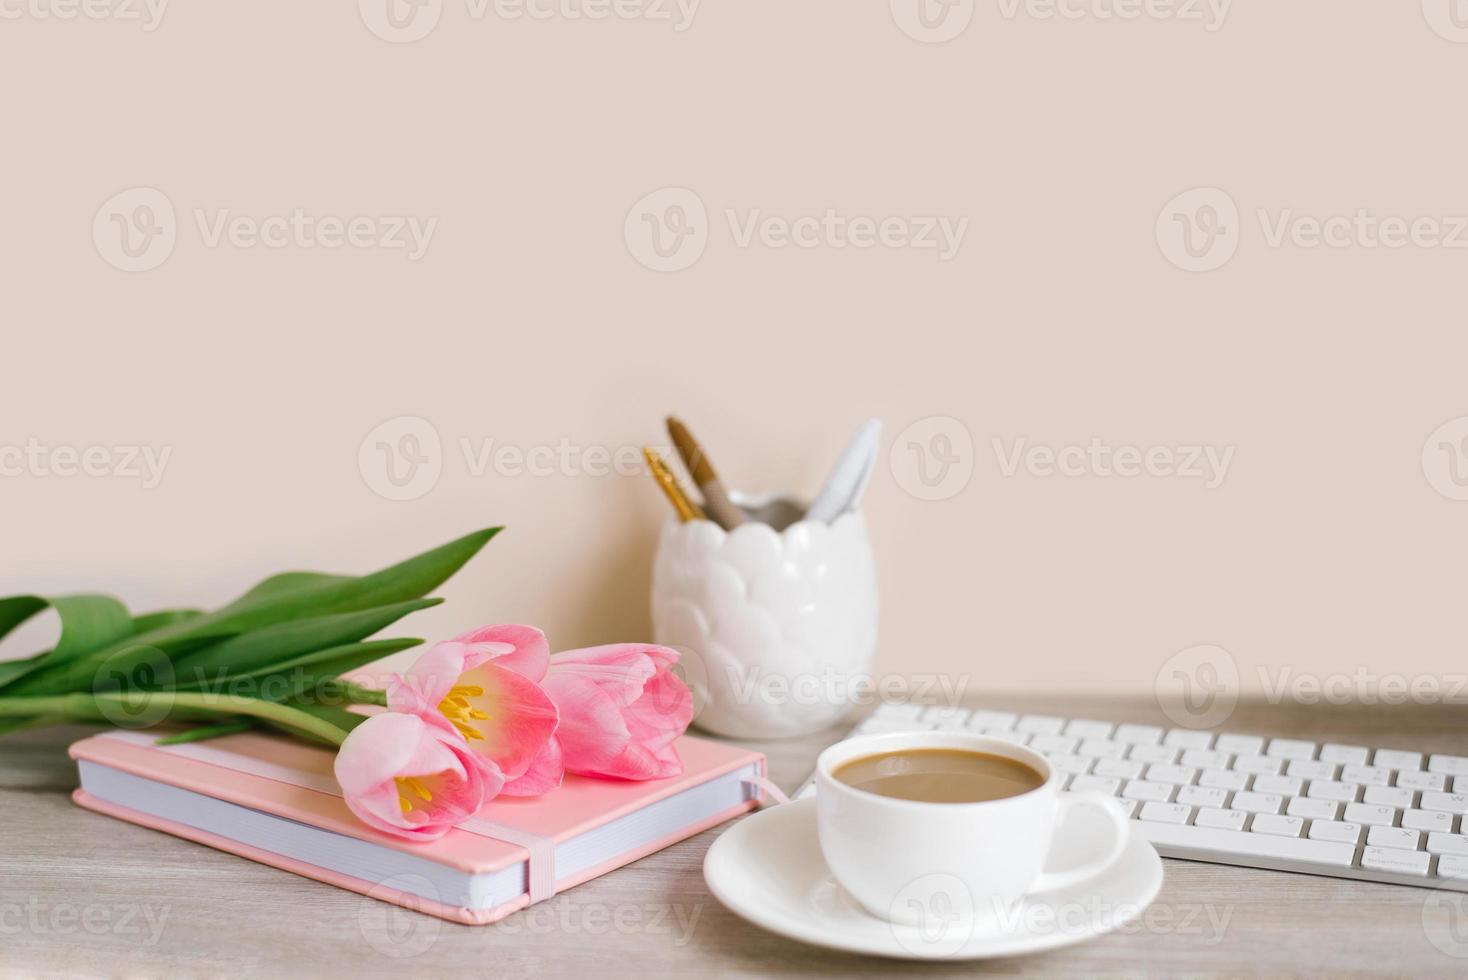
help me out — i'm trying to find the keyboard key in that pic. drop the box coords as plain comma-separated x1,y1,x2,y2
1113,724,1163,745
981,728,1032,746
1030,734,1079,755
1361,846,1430,876
1164,730,1214,750
1344,803,1398,826
1374,750,1423,771
1402,809,1453,833
1232,791,1283,815
1319,744,1370,766
1306,781,1359,803
1214,734,1265,756
1363,785,1415,809
1116,798,1139,818
967,710,1017,729
1177,785,1228,809
1128,744,1179,765
1123,780,1176,803
1199,767,1249,791
1367,826,1420,851
1252,775,1304,797
1309,820,1363,845
1286,759,1337,781
1340,764,1392,787
1016,715,1066,735
1233,755,1284,776
1064,719,1114,739
1068,775,1122,795
1287,797,1339,821
1439,855,1468,879
922,706,968,724
1146,764,1197,786
1180,749,1231,769
1050,755,1094,775
1267,739,1316,760
934,716,975,731
1252,814,1304,838
1421,792,1468,815
1134,821,1355,868
1429,755,1468,777
1427,833,1468,856
1078,738,1126,759
856,717,932,734
1194,807,1247,831
1092,758,1144,780
1139,802,1191,824
1397,771,1447,792
873,702,925,720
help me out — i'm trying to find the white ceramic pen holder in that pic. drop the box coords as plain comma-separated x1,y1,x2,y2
651,495,879,739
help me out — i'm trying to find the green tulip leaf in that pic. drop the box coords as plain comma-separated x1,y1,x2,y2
1,527,500,697
0,594,136,688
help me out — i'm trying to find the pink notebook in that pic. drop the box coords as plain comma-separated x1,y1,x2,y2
70,729,767,925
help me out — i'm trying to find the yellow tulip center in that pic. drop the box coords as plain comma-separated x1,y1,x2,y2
396,776,435,815
438,684,490,742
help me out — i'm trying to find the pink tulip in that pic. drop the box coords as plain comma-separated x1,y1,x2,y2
387,625,562,796
541,644,693,781
334,711,503,842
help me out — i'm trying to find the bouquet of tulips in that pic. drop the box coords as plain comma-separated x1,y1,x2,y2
0,528,694,840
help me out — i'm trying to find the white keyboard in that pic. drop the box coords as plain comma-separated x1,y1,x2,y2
798,703,1468,890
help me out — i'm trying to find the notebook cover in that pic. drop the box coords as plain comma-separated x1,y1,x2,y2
69,729,765,925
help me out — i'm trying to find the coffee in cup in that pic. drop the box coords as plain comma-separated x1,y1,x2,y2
833,748,1046,804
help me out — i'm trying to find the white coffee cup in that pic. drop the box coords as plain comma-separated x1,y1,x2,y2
815,731,1129,926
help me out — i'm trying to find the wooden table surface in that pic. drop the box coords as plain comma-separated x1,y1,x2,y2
4,694,1467,978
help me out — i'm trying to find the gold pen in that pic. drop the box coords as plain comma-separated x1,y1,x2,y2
665,416,748,529
644,447,706,523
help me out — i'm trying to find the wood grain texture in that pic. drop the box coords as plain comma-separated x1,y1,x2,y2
3,696,1467,978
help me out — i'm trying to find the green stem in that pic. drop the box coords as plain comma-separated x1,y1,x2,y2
339,682,388,706
156,720,256,745
0,695,77,717
0,692,352,746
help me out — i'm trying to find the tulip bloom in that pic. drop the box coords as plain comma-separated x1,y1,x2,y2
334,711,503,841
541,644,693,781
387,625,562,796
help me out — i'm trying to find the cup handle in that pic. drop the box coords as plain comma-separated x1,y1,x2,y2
1027,791,1130,894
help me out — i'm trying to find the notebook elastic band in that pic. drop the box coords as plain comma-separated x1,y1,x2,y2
740,774,789,805
460,817,556,902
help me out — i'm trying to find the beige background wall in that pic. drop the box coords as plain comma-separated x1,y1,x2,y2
3,2,1467,699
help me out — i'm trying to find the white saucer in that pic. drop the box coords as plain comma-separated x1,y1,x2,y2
704,798,1163,961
